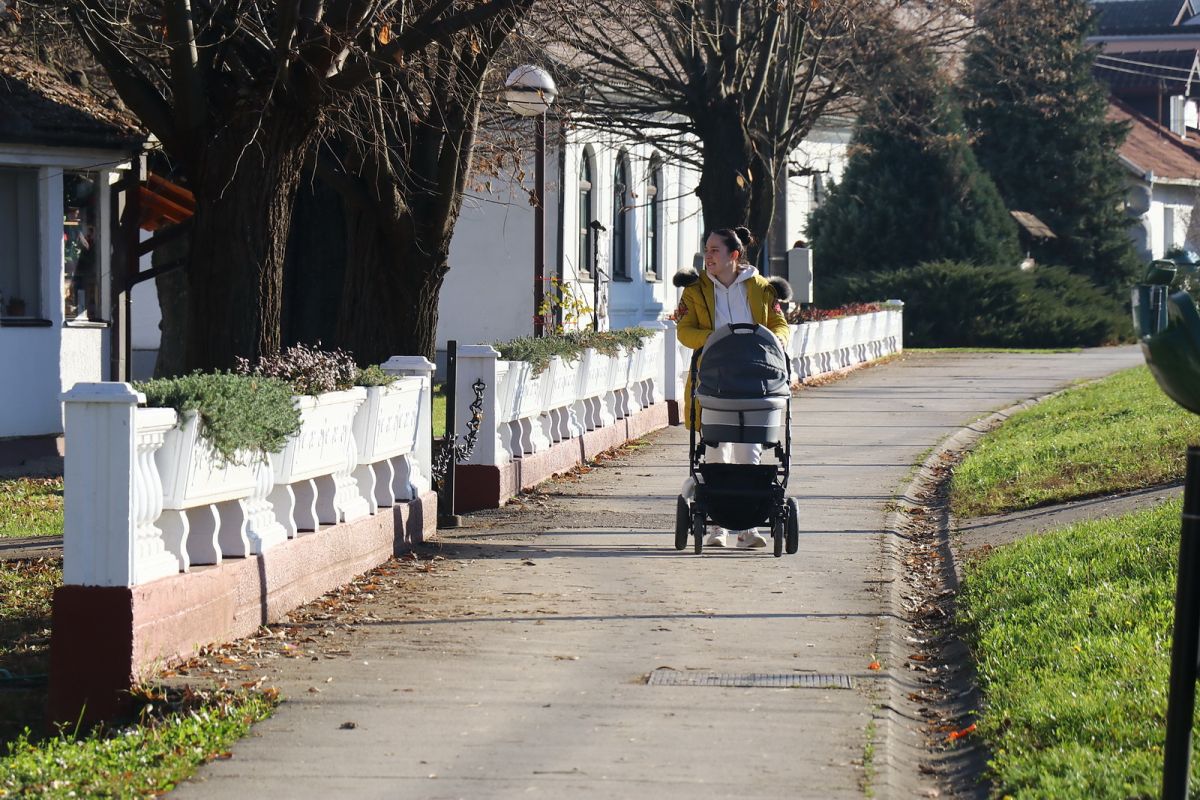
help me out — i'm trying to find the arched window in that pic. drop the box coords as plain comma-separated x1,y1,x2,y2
645,157,663,279
612,151,630,279
578,148,595,275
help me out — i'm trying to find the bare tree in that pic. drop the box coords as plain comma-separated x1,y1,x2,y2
552,0,968,255
325,6,531,362
27,0,530,370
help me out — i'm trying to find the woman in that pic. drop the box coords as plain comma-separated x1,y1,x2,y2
674,226,792,548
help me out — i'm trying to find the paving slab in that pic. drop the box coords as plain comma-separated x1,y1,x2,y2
170,346,1143,800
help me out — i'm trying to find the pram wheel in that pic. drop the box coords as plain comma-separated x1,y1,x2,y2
772,518,784,558
785,498,800,555
692,507,706,554
674,495,690,551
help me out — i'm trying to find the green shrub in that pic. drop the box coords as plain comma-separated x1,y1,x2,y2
822,261,1129,347
355,364,398,387
494,327,656,375
137,373,302,464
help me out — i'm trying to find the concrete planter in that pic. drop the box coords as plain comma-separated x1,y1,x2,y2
351,379,424,513
269,387,368,536
155,410,285,569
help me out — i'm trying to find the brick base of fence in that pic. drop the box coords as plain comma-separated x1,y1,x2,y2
455,403,670,513
49,491,436,725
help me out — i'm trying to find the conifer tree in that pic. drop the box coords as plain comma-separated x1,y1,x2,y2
807,49,1019,277
961,0,1138,290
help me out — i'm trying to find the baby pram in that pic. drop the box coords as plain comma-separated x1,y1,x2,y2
674,322,799,557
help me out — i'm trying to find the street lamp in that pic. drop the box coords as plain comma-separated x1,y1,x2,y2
505,65,557,337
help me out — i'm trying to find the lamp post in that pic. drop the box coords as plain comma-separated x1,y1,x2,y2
505,65,557,337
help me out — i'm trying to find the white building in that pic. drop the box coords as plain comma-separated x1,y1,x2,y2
436,117,850,355
0,52,144,440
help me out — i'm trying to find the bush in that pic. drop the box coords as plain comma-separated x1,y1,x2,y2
354,364,398,388
494,327,655,375
236,342,358,396
822,261,1129,348
136,373,302,464
787,302,883,324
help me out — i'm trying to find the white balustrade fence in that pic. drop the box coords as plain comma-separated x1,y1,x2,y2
454,307,902,471
455,331,670,469
789,305,904,380
61,359,434,588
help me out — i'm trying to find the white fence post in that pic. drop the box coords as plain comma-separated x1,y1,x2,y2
450,346,506,467
62,383,179,587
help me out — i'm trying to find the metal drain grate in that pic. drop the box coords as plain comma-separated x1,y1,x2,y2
646,669,855,689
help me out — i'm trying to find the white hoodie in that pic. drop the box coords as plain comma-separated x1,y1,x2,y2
710,265,758,329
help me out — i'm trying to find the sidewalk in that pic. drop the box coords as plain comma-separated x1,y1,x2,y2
170,347,1143,800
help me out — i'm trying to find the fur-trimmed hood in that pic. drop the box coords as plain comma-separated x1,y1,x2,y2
672,267,792,303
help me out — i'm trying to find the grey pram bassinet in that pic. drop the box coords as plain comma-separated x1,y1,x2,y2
695,323,791,445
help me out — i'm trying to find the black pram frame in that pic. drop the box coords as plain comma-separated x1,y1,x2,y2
674,322,800,557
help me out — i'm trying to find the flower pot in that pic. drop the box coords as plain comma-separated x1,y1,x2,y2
155,410,285,569
268,388,368,536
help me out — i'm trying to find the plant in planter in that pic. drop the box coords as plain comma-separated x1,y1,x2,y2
236,344,370,533
136,372,301,565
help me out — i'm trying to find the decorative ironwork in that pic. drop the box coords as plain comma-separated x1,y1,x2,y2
432,378,486,489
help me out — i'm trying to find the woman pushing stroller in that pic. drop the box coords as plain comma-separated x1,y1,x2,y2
674,226,793,549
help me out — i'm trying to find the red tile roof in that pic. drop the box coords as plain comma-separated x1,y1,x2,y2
1109,96,1200,180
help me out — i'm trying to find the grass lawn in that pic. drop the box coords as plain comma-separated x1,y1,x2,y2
0,477,63,538
0,555,278,796
959,500,1188,799
951,366,1200,517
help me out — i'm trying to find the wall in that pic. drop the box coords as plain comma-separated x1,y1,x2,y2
785,124,852,249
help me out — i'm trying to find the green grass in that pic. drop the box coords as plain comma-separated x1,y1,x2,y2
433,388,446,439
951,366,1200,517
1,557,278,796
1,689,277,797
0,478,63,539
959,500,1188,799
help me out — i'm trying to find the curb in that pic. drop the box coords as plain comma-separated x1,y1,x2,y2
872,392,1054,799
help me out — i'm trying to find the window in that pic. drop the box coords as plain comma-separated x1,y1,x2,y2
645,157,663,279
612,151,630,279
63,172,101,320
578,148,595,275
0,168,41,319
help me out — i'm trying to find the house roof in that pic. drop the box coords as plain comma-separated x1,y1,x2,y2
1109,96,1200,180
1093,0,1198,34
0,48,144,151
1094,48,1200,94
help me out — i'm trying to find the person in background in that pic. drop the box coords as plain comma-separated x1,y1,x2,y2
673,226,792,548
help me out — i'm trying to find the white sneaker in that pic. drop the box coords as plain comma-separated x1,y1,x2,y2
735,530,769,549
704,527,729,548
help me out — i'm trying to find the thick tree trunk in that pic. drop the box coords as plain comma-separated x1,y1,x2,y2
184,107,315,371
336,206,445,363
694,112,776,263
282,170,346,348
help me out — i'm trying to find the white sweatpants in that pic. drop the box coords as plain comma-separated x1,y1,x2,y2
706,441,762,465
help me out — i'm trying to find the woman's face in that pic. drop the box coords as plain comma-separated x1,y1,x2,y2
704,234,738,274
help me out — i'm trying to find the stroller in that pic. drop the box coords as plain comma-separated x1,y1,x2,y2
674,322,799,557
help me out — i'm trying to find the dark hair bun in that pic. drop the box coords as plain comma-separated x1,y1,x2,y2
734,226,755,247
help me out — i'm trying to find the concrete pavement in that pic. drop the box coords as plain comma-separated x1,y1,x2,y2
170,346,1143,800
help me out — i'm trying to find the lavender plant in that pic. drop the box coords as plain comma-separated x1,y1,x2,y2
236,343,358,396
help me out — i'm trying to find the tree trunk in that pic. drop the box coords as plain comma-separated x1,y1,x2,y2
694,111,775,263
282,170,346,348
152,231,189,378
184,107,315,371
336,206,446,363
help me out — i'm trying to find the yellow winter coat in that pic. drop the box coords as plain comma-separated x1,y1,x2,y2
674,267,793,431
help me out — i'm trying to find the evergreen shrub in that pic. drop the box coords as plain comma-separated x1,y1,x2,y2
137,373,302,464
495,327,654,375
354,364,399,387
823,261,1129,348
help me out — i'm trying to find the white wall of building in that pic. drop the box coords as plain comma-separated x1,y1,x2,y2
785,124,852,248
0,149,128,437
